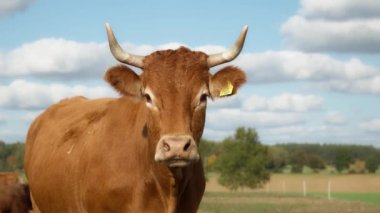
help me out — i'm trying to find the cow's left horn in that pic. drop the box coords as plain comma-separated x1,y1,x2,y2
106,23,145,68
207,25,248,68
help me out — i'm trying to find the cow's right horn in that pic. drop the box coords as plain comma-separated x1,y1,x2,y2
207,25,248,68
106,23,145,68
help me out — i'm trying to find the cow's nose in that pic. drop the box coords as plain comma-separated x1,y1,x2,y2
162,136,192,153
155,135,199,166
161,135,195,158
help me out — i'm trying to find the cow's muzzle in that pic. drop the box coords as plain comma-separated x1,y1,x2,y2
154,135,199,167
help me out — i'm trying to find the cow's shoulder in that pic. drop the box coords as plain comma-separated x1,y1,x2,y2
27,97,112,145
40,96,111,120
28,96,146,143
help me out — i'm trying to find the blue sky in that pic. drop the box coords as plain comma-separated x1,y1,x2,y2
1,0,380,145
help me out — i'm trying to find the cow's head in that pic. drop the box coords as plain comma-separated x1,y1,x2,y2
104,23,247,167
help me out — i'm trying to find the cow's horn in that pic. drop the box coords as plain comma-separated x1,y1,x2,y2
207,25,248,68
106,23,145,68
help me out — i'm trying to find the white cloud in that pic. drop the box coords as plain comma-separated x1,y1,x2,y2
237,51,378,83
0,38,111,77
242,93,323,112
236,50,380,95
282,0,380,53
300,0,380,20
360,119,380,132
0,80,116,109
0,0,33,17
324,111,346,125
282,16,380,53
317,75,380,95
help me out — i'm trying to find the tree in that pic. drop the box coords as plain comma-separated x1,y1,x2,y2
366,155,380,173
216,127,270,190
289,150,307,173
306,154,325,172
334,147,351,173
267,146,289,173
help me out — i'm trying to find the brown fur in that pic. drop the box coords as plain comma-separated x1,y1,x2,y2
104,65,142,97
0,183,32,213
0,173,19,186
25,47,246,213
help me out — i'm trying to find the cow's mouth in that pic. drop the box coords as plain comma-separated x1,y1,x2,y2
165,159,192,167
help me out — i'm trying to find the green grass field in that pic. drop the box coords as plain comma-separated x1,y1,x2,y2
332,193,380,204
199,192,380,213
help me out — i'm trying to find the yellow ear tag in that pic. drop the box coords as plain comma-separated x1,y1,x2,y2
219,81,234,97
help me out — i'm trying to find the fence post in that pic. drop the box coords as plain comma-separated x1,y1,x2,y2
303,180,307,197
328,180,332,200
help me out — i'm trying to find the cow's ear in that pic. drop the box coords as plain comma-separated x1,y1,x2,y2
209,66,246,98
104,65,142,97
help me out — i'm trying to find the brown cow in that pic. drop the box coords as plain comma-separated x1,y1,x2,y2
0,173,32,213
0,183,32,213
24,23,248,213
0,172,19,186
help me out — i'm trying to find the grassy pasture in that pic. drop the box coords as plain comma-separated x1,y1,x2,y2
199,192,380,213
199,173,380,212
333,193,380,204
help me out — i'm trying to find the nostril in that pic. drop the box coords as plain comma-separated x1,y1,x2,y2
163,141,170,152
183,139,191,151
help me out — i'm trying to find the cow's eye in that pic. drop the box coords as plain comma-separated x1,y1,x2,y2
195,94,208,110
200,94,208,103
144,94,152,104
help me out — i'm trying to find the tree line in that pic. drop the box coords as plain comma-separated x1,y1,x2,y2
271,143,380,173
2,128,380,190
200,137,380,176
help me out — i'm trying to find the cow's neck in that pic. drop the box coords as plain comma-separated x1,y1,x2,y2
169,167,192,212
151,163,193,213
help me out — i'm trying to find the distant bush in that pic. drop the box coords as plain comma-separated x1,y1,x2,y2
348,159,366,174
216,127,270,190
366,155,380,173
0,141,25,172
